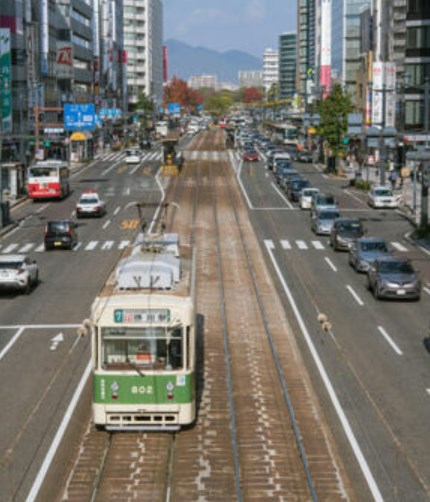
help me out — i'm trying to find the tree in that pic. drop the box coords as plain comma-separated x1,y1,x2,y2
317,83,353,169
243,87,263,103
204,92,233,117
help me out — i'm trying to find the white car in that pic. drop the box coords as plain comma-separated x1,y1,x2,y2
76,190,106,218
367,186,398,209
0,255,39,294
300,188,320,210
125,149,142,164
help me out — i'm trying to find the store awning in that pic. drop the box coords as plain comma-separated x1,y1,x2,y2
70,131,93,141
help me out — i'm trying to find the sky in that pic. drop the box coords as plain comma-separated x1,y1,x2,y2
164,0,297,58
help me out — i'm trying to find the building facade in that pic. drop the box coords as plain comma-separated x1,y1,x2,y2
263,48,279,93
238,70,263,88
279,33,297,100
188,74,218,90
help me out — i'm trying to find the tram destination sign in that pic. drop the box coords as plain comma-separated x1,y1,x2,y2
114,309,171,324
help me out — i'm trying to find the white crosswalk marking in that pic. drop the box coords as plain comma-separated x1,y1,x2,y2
312,241,325,250
73,243,82,251
118,240,131,249
296,240,308,250
101,241,115,250
35,244,44,253
281,240,291,250
2,244,19,254
391,242,408,252
18,243,35,253
85,241,99,251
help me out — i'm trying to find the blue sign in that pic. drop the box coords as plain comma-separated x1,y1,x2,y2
64,104,95,131
168,103,181,115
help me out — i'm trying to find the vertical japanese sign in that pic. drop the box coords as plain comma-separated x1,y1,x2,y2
0,28,12,133
56,41,74,79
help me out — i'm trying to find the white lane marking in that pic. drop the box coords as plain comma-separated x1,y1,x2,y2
423,286,430,296
101,241,114,250
426,389,430,396
102,219,111,229
377,326,403,356
0,327,25,362
281,240,291,250
346,285,364,306
264,239,384,501
296,240,308,250
271,182,294,209
235,162,254,210
35,244,44,253
312,240,325,250
18,243,35,253
325,257,338,272
2,243,19,254
118,240,131,250
102,158,123,175
391,242,408,252
84,241,98,251
27,361,92,502
35,203,49,214
113,206,121,216
73,242,82,252
50,332,64,351
344,189,367,205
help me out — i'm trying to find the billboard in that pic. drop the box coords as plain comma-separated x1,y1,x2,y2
372,62,396,127
64,103,96,131
0,28,12,133
56,42,73,79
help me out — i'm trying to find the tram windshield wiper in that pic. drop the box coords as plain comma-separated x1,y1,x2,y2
125,357,146,378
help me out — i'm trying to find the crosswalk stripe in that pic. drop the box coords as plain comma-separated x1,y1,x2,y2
101,241,115,250
118,240,131,250
296,240,308,250
35,244,44,252
73,242,82,251
18,243,35,253
312,241,325,250
85,241,99,251
2,244,19,254
391,242,408,252
281,240,291,250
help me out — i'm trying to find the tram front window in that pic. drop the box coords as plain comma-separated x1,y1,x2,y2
101,326,184,371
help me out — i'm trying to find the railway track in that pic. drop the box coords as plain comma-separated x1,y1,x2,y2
60,129,355,501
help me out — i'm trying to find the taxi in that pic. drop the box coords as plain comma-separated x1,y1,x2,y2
76,190,106,218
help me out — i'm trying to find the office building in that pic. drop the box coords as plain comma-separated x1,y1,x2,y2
263,48,279,93
188,75,218,90
239,70,263,88
279,32,297,100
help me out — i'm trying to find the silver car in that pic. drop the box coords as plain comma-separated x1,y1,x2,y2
311,209,340,235
0,255,39,294
366,256,421,300
349,237,391,272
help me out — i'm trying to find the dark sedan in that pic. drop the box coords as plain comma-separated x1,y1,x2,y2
366,256,421,300
330,218,364,251
287,178,311,202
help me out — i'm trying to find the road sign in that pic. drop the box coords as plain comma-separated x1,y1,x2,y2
168,103,181,115
64,103,95,131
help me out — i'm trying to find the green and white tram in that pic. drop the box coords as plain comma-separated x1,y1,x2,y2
89,233,196,431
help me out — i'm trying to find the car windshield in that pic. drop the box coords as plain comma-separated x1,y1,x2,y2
375,189,393,196
317,196,335,205
80,197,98,204
361,241,388,252
303,189,319,197
48,222,69,232
292,180,309,188
319,211,339,220
338,221,362,231
0,262,22,270
379,261,414,274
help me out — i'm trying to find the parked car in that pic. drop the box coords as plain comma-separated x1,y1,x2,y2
125,149,142,164
367,186,398,209
76,190,106,218
287,178,311,202
311,193,337,216
243,149,259,161
330,218,365,251
366,256,421,300
300,188,320,210
349,237,391,272
0,255,39,294
311,209,340,235
44,220,78,250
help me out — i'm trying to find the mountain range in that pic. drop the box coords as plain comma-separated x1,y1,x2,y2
164,39,262,85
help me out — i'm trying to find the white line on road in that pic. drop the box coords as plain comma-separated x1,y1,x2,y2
84,241,99,251
423,286,430,297
263,239,384,501
35,203,49,213
312,240,325,250
271,182,294,209
296,240,308,250
2,243,19,254
377,326,403,356
0,327,25,362
113,206,121,215
324,256,338,272
102,219,111,229
281,240,291,250
344,189,368,205
346,285,364,306
73,242,82,251
101,240,114,250
18,243,34,253
118,240,130,250
391,242,408,252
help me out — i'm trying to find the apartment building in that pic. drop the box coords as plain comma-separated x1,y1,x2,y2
263,48,279,93
279,32,297,100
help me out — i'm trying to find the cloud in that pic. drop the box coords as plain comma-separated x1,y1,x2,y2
172,8,233,38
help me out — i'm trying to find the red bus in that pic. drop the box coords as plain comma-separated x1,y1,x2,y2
27,160,71,200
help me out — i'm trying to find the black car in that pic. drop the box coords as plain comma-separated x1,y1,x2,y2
287,178,311,201
140,136,152,150
44,220,78,250
297,150,313,163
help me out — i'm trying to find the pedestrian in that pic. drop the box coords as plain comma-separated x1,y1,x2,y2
388,168,398,189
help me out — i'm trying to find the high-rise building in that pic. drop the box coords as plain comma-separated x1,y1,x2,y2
123,0,163,111
238,70,263,88
188,75,218,90
297,0,316,104
330,0,371,101
263,48,279,93
279,33,297,100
